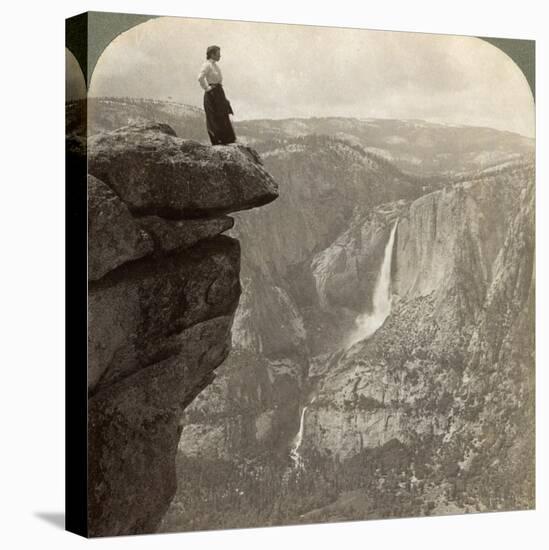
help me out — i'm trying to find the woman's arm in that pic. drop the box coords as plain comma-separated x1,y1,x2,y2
197,62,212,91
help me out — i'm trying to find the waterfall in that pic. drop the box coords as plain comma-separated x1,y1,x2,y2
345,222,398,348
290,406,308,469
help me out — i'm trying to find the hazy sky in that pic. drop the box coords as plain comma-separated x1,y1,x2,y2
88,17,534,137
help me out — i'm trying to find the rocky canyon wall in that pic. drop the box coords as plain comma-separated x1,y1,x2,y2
303,162,534,475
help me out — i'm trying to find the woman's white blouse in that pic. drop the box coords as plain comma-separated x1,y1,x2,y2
198,60,223,91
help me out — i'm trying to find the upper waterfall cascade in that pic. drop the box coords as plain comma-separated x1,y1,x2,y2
345,222,398,348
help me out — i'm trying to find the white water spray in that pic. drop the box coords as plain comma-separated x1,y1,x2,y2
345,222,398,349
290,406,308,469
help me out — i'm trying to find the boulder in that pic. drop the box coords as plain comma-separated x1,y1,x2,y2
88,314,235,536
88,175,154,280
88,121,279,218
88,235,241,393
138,215,234,253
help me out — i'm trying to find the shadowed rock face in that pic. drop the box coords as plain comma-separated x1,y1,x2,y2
86,122,278,537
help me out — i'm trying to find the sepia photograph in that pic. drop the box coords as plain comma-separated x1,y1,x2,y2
65,9,534,540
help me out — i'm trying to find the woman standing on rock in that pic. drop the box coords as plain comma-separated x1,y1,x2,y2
198,45,236,145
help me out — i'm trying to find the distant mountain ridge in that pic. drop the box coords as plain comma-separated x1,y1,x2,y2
66,97,205,141
67,97,534,177
236,116,534,176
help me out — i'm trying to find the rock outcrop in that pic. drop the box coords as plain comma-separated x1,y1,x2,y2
88,174,153,280
88,121,278,218
86,122,278,536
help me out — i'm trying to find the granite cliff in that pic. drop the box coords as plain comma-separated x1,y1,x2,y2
86,122,278,536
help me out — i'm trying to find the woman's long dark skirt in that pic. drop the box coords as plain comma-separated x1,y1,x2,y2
203,84,236,145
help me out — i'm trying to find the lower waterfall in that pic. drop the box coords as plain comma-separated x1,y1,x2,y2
290,406,308,469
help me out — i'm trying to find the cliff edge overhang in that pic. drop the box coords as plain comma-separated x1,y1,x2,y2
85,121,278,537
